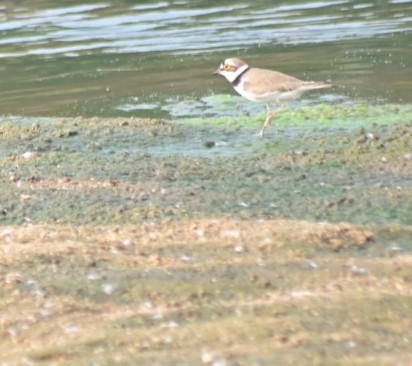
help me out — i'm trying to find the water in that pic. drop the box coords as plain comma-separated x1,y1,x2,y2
0,0,410,118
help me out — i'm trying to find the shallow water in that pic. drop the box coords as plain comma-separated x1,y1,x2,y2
0,0,411,118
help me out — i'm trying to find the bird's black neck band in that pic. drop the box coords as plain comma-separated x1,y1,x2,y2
231,66,250,86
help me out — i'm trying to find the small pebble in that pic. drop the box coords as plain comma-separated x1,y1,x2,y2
234,245,244,253
348,265,367,275
180,254,193,262
102,283,116,295
87,273,102,281
203,141,215,149
21,151,36,160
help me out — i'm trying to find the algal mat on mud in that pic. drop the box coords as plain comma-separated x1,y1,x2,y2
0,104,411,365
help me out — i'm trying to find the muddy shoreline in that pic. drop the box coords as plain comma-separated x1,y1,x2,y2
1,107,411,227
1,105,411,364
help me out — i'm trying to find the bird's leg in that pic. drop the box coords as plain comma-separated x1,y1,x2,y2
258,104,273,137
258,104,287,137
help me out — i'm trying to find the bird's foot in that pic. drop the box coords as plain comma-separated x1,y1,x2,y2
257,130,265,138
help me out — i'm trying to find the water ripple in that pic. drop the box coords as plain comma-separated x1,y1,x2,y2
0,0,410,58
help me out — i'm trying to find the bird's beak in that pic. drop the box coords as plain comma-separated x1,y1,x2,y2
212,64,223,76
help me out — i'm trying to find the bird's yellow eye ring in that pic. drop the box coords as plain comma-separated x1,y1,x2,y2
223,64,231,71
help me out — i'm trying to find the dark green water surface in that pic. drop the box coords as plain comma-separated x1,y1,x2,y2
0,0,411,118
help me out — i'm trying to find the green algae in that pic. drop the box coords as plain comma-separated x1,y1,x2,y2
172,97,412,128
0,103,411,227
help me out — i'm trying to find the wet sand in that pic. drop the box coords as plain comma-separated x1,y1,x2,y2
0,104,411,365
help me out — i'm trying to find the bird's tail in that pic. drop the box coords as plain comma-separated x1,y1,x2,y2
302,81,332,91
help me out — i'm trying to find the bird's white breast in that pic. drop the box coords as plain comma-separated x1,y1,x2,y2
233,79,280,104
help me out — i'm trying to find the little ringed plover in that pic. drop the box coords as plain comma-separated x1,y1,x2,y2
213,57,331,137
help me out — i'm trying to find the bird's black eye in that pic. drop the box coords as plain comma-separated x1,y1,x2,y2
223,64,232,71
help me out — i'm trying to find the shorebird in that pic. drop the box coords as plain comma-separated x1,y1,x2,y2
213,57,331,136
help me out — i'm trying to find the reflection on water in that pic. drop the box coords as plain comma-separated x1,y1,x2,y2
0,0,410,117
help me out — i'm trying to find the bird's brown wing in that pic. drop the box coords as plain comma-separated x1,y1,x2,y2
243,68,332,95
242,68,305,95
